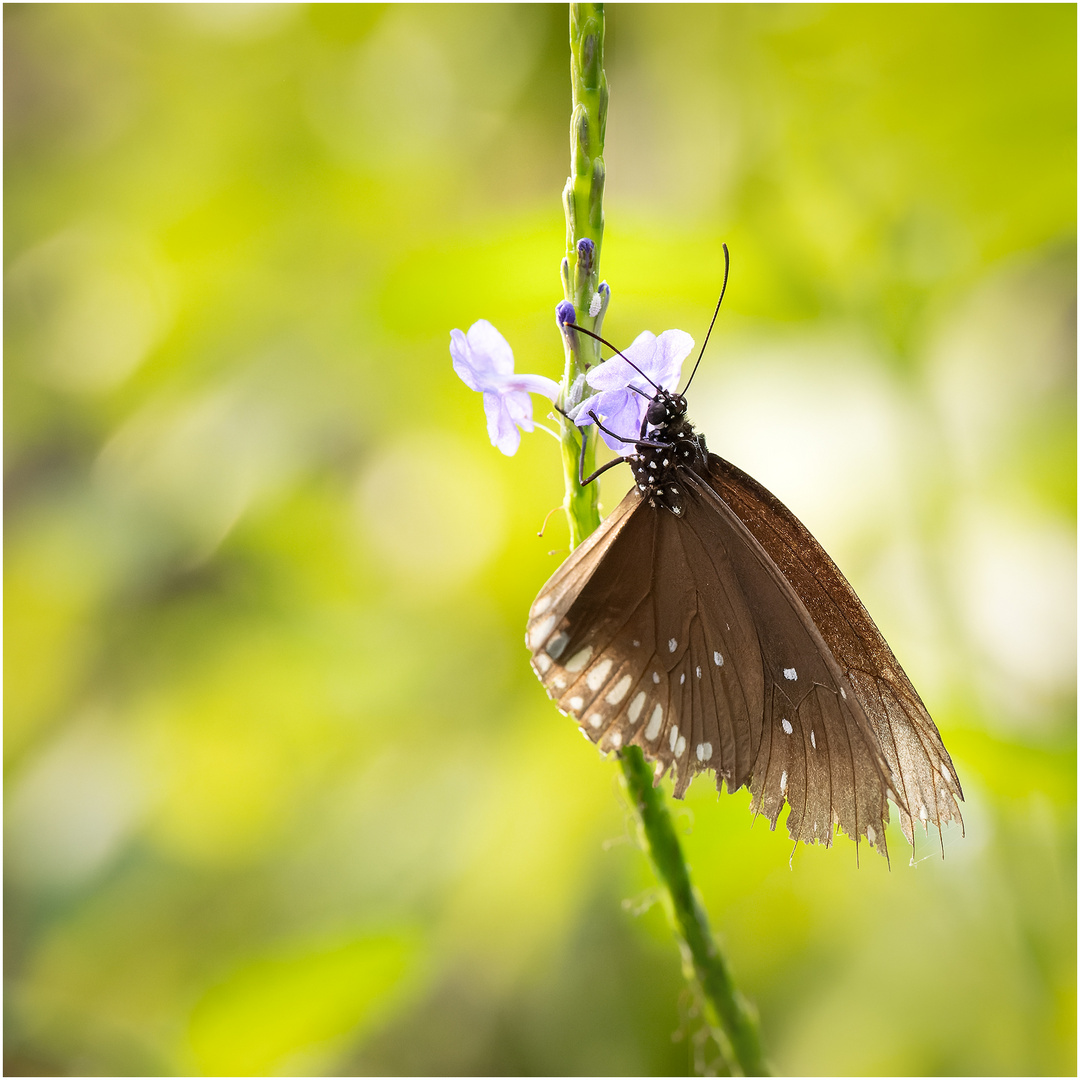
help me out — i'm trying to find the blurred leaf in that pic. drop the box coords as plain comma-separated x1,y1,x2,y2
186,932,417,1076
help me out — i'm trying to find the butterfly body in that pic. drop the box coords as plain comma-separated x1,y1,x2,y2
529,377,963,860
625,391,704,517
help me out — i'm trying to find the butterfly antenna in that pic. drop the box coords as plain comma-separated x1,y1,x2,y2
569,324,663,393
680,242,730,396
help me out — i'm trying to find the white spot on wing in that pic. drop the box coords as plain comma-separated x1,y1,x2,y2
668,638,677,652
867,825,877,845
534,653,552,673
553,676,566,690
695,666,702,678
940,762,950,784
780,770,788,793
586,657,613,690
669,725,679,752
532,594,552,616
675,735,686,757
781,718,793,735
606,674,632,704
840,685,847,700
628,692,646,724
609,731,623,749
696,742,713,762
713,651,723,667
529,614,556,649
652,671,660,684
588,714,603,729
645,704,663,741
783,667,797,681
565,646,593,673
919,804,928,822
810,729,817,750
568,696,584,711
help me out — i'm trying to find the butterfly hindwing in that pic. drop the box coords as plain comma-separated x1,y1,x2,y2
681,471,894,852
704,453,964,846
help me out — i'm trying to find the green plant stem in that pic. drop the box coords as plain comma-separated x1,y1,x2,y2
557,5,767,1075
558,2,607,546
620,749,769,1076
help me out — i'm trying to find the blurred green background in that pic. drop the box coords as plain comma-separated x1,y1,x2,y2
4,4,1075,1076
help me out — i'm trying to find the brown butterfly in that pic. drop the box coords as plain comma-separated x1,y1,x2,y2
527,251,963,859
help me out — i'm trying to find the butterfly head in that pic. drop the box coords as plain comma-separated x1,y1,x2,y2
645,390,688,432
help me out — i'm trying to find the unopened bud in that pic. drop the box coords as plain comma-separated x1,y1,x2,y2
556,300,577,327
576,237,595,278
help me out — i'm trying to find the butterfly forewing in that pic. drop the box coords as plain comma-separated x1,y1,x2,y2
704,454,964,846
527,488,764,796
641,493,765,795
663,499,765,792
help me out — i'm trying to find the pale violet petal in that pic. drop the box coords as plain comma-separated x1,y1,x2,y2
620,330,661,369
503,372,560,400
586,331,659,391
503,389,535,432
585,328,694,396
651,329,695,389
575,388,643,452
483,391,522,455
573,389,621,428
449,328,485,391
569,392,601,424
466,319,515,377
598,389,645,445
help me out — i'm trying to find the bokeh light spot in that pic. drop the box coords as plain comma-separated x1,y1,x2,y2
356,433,507,591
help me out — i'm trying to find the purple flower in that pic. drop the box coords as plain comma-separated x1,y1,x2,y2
450,320,560,456
573,329,694,451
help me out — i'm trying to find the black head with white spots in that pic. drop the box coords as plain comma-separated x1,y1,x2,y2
645,389,688,432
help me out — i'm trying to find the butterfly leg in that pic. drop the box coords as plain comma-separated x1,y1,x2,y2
556,403,666,452
550,403,632,487
577,424,629,487
586,411,669,452
587,411,638,447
